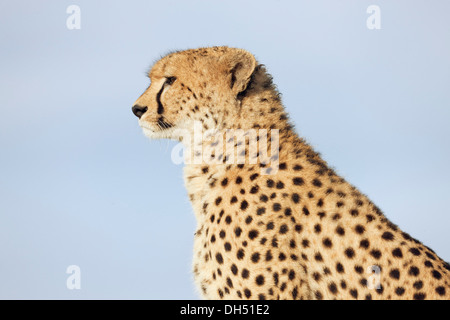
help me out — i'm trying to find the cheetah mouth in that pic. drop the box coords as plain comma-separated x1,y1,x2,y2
140,117,174,131
156,117,174,129
139,121,178,140
139,123,165,132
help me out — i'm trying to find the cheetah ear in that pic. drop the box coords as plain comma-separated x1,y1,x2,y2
222,49,256,96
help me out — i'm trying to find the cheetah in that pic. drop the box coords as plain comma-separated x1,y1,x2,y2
132,46,450,300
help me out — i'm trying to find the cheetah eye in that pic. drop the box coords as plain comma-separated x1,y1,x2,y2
165,76,177,85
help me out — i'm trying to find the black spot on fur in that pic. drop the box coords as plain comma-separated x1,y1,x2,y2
251,252,260,263
381,231,394,241
231,264,238,275
370,249,382,259
395,287,405,296
303,207,310,216
392,248,403,258
273,203,281,212
279,224,288,234
248,230,259,240
293,177,304,186
389,269,400,280
323,238,333,248
408,266,420,277
255,275,265,286
413,281,423,290
328,283,338,294
292,193,300,203
345,248,355,259
431,270,442,280
335,226,345,236
360,239,370,249
436,286,446,296
312,179,322,187
355,225,365,234
413,292,426,300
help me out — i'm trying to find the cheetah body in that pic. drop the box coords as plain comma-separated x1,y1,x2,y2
133,46,450,300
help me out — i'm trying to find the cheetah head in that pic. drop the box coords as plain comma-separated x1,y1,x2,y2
132,46,257,141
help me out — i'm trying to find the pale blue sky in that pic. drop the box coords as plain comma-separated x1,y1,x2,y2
0,0,449,299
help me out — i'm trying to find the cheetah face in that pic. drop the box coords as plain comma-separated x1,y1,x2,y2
132,74,185,141
132,47,257,141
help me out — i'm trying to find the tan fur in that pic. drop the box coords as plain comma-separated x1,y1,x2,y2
133,46,450,300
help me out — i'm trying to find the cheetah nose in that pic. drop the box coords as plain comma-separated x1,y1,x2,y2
132,104,148,119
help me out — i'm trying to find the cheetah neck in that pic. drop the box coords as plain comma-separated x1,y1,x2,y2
182,96,327,224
